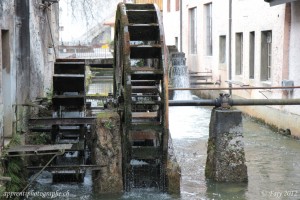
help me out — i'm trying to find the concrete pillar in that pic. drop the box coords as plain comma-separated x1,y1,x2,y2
92,112,123,194
205,108,248,182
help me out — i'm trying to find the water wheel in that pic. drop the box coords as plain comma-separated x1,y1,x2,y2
114,3,169,191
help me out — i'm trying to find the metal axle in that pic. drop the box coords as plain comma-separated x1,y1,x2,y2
169,94,300,108
169,86,300,91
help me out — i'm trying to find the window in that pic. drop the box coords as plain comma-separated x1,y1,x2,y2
249,31,255,79
189,7,197,54
205,3,212,56
1,30,12,139
176,0,179,11
2,30,10,71
175,37,178,49
261,31,272,81
219,35,226,64
235,33,243,75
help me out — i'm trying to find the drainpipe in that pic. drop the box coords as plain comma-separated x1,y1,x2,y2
228,0,232,95
282,3,291,80
180,0,182,52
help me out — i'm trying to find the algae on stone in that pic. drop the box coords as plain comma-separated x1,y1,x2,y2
92,112,123,193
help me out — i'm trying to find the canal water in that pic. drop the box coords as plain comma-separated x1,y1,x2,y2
26,103,300,200
26,64,300,199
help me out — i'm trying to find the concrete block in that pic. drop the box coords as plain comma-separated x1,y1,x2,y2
205,108,248,182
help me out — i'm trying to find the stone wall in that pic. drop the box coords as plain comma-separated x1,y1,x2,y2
92,112,123,194
0,0,16,143
0,0,58,145
29,1,58,99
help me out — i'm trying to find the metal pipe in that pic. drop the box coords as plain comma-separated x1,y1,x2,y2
169,86,300,91
230,99,300,106
228,0,232,95
169,99,216,106
46,5,57,59
169,99,300,107
180,0,182,52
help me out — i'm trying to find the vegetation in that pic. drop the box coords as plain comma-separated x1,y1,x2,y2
45,87,53,99
28,132,51,145
97,112,119,130
0,186,5,197
5,157,26,192
85,65,93,92
109,40,114,50
2,133,27,194
104,120,114,130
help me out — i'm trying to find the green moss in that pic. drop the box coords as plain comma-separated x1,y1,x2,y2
97,112,119,120
205,138,216,179
87,93,107,97
167,160,181,195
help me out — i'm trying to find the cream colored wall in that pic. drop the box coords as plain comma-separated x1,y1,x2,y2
231,0,285,86
163,0,180,48
164,0,300,137
285,1,300,115
183,0,202,73
165,0,286,86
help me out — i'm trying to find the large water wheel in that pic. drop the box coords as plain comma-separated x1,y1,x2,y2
114,3,169,191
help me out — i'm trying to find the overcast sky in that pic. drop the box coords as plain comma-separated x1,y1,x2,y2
59,0,121,43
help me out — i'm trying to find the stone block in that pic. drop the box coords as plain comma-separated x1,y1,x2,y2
92,112,123,193
205,108,248,182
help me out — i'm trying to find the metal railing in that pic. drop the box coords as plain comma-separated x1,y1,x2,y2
58,45,113,59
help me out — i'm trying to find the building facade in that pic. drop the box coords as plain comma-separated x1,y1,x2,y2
164,0,300,137
0,0,59,149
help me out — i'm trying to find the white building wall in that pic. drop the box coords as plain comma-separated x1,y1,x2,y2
287,1,300,115
183,0,201,72
231,1,285,94
164,0,300,137
212,0,229,84
163,0,180,48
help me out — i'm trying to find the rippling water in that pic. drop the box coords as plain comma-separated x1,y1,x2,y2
170,106,300,200
26,105,300,200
